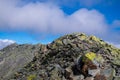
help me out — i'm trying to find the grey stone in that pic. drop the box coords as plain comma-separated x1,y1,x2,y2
88,69,100,77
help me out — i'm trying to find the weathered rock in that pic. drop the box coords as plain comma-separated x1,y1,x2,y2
100,68,115,80
94,74,107,80
85,77,94,80
88,69,100,77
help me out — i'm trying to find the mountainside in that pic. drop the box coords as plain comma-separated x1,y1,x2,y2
0,33,120,80
0,43,42,79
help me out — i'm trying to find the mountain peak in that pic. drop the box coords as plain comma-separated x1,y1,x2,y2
0,33,120,80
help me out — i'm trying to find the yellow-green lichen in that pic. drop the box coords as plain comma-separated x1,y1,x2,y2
82,52,104,65
89,36,105,45
27,74,36,80
79,33,87,40
85,52,96,61
89,36,99,41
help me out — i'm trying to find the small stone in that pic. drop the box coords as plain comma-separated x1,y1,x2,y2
63,39,71,45
88,69,100,77
72,75,84,80
79,75,84,80
85,77,94,80
94,74,107,80
101,68,114,80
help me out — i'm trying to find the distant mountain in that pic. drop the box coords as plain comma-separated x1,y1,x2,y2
0,33,120,80
0,39,15,50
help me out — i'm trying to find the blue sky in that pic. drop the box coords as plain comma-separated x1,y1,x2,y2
0,0,120,48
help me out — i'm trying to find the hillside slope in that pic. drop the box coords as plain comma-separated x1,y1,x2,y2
0,43,42,79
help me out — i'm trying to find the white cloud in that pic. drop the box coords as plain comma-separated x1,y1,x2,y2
0,0,119,49
0,0,108,35
0,39,15,50
112,20,120,28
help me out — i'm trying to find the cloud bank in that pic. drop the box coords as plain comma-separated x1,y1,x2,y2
0,39,15,50
0,0,108,35
0,0,120,46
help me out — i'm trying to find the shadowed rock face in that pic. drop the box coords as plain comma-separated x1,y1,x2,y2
0,33,120,80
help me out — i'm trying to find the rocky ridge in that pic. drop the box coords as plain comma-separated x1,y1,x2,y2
0,33,120,80
0,43,42,79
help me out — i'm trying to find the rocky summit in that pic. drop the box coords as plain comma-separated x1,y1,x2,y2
0,33,120,80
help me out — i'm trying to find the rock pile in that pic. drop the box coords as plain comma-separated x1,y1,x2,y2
8,33,120,80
